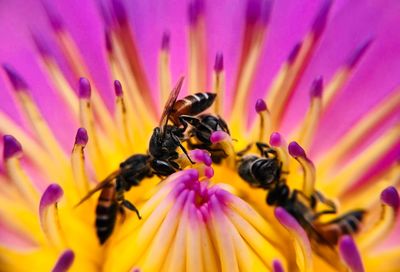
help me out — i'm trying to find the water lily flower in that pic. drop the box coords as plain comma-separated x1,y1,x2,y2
0,0,399,271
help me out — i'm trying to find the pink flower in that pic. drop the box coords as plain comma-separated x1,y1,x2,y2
0,0,399,271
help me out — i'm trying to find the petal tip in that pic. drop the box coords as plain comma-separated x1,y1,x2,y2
269,132,282,147
214,52,224,72
339,235,365,272
114,80,123,97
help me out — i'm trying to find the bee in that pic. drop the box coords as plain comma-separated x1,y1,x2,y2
77,78,220,244
180,114,230,163
75,154,153,244
238,142,365,246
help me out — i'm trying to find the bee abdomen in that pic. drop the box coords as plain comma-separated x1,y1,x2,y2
171,92,216,123
95,185,117,244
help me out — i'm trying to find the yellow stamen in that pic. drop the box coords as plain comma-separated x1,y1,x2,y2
39,57,79,119
188,20,207,93
55,31,119,142
71,142,91,199
79,96,107,178
15,91,66,162
209,195,239,272
357,203,397,250
296,93,322,151
322,124,400,197
318,90,400,176
5,155,39,208
109,32,156,134
115,91,134,154
159,47,172,106
230,40,264,136
267,34,315,130
212,67,225,116
323,68,351,107
0,112,55,178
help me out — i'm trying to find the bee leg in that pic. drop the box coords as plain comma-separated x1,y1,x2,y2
171,132,194,164
179,115,199,132
236,143,253,157
122,200,142,220
256,142,277,158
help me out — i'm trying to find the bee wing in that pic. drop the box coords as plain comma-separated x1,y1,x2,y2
74,170,120,208
159,77,184,134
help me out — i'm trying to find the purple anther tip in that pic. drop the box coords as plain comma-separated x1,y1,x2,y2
272,259,284,272
114,80,123,97
161,31,170,51
205,166,214,179
190,149,212,166
287,42,302,64
381,186,399,209
52,250,75,272
339,236,365,272
269,132,282,147
188,0,205,25
42,1,64,31
75,128,88,146
2,64,28,91
310,77,323,98
40,184,64,210
210,131,229,144
346,39,373,68
32,33,51,57
214,52,224,72
246,0,261,25
261,0,273,25
112,0,128,24
311,0,333,39
78,77,91,99
105,30,113,52
3,135,22,160
288,141,306,158
255,99,267,113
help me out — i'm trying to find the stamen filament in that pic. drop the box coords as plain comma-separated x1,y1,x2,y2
318,90,400,175
71,128,91,199
209,194,239,272
114,81,134,154
322,124,400,197
159,31,172,106
4,136,39,207
296,78,323,151
188,0,207,92
78,79,107,178
357,187,399,250
39,184,66,250
275,207,313,272
212,53,225,116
